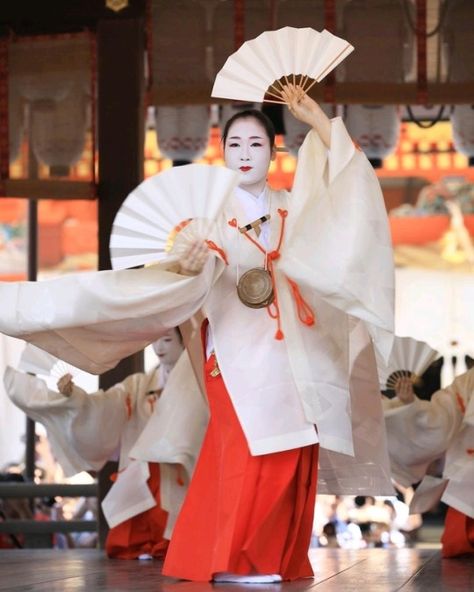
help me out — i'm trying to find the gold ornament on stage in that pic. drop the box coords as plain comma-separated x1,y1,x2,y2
106,0,129,13
237,268,274,309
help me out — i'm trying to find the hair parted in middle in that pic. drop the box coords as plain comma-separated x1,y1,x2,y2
221,109,276,153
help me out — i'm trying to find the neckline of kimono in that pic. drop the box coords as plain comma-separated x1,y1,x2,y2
229,207,287,339
228,208,316,340
235,188,273,284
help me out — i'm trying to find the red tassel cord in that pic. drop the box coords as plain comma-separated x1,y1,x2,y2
125,394,133,420
231,209,316,340
206,239,229,265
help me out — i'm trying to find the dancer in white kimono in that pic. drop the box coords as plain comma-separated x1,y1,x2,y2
0,85,394,581
383,368,474,557
4,328,208,559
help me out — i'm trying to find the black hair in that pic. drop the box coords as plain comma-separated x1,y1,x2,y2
221,109,276,152
0,472,25,483
173,326,184,345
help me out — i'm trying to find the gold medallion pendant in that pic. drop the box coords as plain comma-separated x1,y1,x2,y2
237,267,274,309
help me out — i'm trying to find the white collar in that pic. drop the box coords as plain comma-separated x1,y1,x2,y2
235,185,267,203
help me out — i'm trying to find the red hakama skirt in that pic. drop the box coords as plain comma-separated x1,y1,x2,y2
105,462,169,559
162,353,319,581
441,506,474,558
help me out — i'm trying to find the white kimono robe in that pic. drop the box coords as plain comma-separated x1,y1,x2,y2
0,117,395,495
4,350,208,535
383,368,474,518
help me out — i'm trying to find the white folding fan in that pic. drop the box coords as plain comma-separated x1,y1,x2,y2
18,343,80,379
109,163,240,270
211,27,354,104
375,335,440,392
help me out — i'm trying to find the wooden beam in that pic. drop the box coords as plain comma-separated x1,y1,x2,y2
0,0,146,35
4,180,96,199
151,82,474,106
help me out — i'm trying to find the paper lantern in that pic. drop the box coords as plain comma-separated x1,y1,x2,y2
31,87,88,174
345,105,400,165
155,105,210,164
451,105,474,163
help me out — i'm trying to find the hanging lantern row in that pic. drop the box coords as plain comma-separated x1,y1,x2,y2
6,35,93,177
150,101,474,167
4,1,474,179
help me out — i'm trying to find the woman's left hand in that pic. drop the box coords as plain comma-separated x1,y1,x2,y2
394,376,416,405
178,240,209,276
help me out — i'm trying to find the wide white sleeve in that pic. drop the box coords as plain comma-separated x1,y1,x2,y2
3,366,136,477
280,117,394,362
0,256,222,374
384,385,464,486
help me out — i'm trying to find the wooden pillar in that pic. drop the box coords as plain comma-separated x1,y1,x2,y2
96,16,145,547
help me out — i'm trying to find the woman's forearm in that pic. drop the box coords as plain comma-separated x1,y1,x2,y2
306,102,331,149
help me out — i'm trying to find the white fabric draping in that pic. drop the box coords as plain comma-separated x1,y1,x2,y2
0,258,221,374
384,368,474,518
4,350,208,535
0,334,27,469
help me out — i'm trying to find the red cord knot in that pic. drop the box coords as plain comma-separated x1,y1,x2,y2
125,394,132,420
456,392,466,415
176,465,185,486
206,239,229,265
147,395,156,414
275,329,284,340
109,468,125,483
268,250,280,261
278,208,288,218
228,218,238,227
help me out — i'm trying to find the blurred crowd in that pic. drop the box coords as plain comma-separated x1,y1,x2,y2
0,431,98,550
312,491,422,550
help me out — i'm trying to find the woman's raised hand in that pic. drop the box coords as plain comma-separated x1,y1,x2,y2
179,240,210,276
280,84,319,127
394,376,416,405
57,373,74,396
280,84,331,148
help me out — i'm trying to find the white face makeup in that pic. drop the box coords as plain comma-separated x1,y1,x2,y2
224,117,275,197
152,329,183,368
